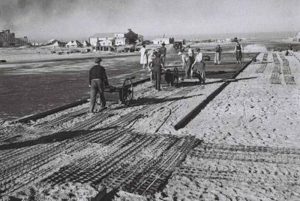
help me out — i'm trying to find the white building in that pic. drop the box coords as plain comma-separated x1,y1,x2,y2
44,39,66,48
115,38,126,46
89,33,117,47
115,33,125,38
89,38,98,47
89,31,142,50
152,38,170,45
99,39,114,47
66,40,83,48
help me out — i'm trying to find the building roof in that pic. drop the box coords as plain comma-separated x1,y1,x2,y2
44,41,66,47
82,40,91,46
90,33,119,38
66,40,82,45
44,39,66,46
152,38,170,41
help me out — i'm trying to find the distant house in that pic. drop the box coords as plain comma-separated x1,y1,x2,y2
152,38,171,45
89,29,143,51
115,33,125,38
89,33,115,47
66,40,83,48
44,39,66,48
115,33,126,46
31,42,40,46
89,33,125,51
89,37,98,48
115,38,126,46
99,39,114,47
82,40,91,47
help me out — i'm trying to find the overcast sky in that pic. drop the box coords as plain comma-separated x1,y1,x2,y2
0,0,299,41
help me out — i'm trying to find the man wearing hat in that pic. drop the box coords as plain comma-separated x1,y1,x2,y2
234,41,243,64
149,51,164,91
159,42,167,67
89,57,109,113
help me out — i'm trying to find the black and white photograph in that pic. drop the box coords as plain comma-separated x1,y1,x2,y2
0,0,300,200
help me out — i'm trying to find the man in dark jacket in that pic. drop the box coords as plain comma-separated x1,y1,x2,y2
150,51,163,91
89,57,109,113
234,42,242,64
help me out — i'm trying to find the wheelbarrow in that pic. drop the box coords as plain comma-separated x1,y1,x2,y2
164,66,206,86
163,56,211,86
102,76,135,106
161,65,185,87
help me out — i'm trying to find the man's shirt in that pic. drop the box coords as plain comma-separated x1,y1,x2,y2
89,65,108,85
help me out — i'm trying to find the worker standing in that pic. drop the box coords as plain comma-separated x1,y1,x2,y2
214,44,222,65
187,45,195,79
159,43,167,67
146,49,156,81
178,51,188,80
234,41,243,64
150,51,164,91
139,44,148,69
192,48,206,85
89,57,109,113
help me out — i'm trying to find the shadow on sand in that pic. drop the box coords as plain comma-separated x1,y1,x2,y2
0,126,118,150
114,93,204,110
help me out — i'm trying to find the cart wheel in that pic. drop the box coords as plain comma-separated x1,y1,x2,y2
121,78,134,106
173,67,179,86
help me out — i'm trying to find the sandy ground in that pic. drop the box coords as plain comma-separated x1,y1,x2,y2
1,47,300,200
157,52,300,201
176,52,300,147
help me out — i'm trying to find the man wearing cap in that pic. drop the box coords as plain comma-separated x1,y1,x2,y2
149,51,164,91
159,43,167,67
89,57,109,113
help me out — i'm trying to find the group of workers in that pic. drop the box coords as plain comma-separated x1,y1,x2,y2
88,40,243,113
178,46,206,83
140,40,243,92
140,43,167,91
